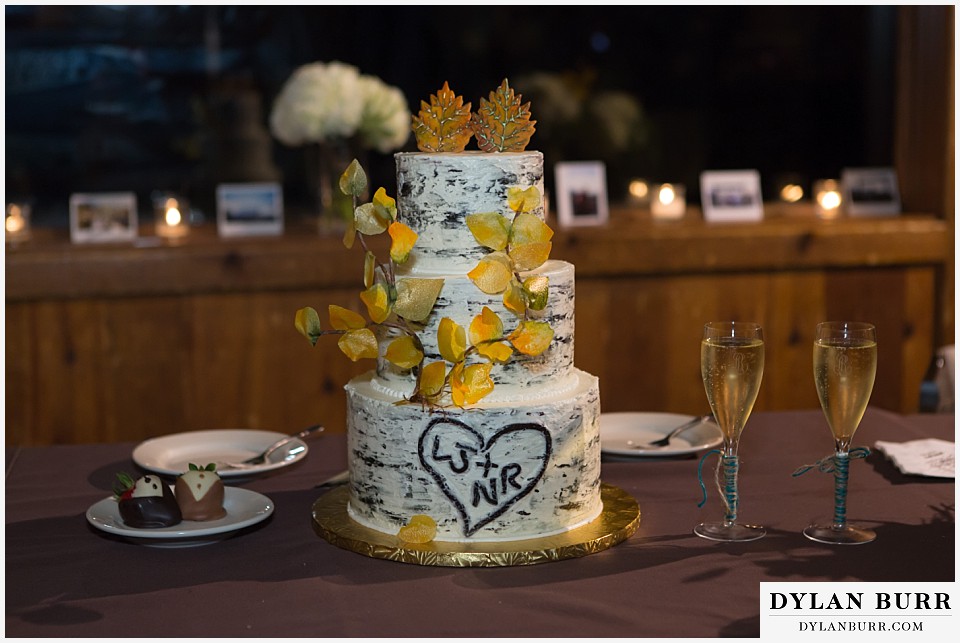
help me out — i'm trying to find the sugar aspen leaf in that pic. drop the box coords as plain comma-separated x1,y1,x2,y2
393,277,443,322
388,221,418,264
372,187,397,222
412,82,474,153
294,307,322,346
363,251,376,288
355,202,390,235
509,212,554,245
467,253,514,294
384,335,424,370
522,275,549,311
472,79,536,153
469,306,504,345
337,328,379,361
466,212,510,251
503,279,527,317
342,215,356,249
398,514,437,543
508,320,554,356
451,363,494,406
360,283,391,323
339,159,368,197
418,361,446,398
476,340,513,363
507,186,541,214
328,304,367,330
437,317,466,363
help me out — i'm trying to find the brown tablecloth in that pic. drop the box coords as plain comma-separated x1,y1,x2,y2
5,408,954,637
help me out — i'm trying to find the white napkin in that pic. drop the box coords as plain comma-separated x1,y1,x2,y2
873,439,955,478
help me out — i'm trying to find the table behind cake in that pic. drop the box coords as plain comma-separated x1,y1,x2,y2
5,408,954,638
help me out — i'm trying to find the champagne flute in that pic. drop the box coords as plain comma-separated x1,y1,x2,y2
695,321,765,542
804,321,877,544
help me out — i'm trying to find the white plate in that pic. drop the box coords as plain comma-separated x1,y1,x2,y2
133,429,309,478
86,486,274,548
600,412,723,457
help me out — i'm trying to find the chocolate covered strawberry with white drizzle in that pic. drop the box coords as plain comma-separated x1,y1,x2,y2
114,472,182,528
175,463,226,521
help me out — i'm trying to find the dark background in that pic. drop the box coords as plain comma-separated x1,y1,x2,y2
4,5,897,227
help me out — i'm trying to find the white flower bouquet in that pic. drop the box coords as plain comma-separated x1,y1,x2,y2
269,61,410,153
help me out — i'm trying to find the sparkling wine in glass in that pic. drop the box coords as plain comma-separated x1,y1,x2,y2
695,321,765,542
804,321,877,544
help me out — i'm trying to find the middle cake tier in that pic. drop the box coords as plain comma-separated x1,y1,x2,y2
379,259,575,401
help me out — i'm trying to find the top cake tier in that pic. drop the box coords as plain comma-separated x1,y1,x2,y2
395,151,545,274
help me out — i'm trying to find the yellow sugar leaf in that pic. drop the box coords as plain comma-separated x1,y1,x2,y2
467,253,514,294
398,514,437,543
476,340,513,363
384,335,423,370
509,212,554,245
339,159,368,197
508,320,554,356
419,361,446,398
503,280,527,317
509,241,552,272
355,202,390,236
472,79,536,153
338,328,379,362
372,187,397,222
469,306,504,345
437,317,466,363
343,215,356,249
393,277,443,322
466,212,510,251
507,186,541,214
294,307,322,346
359,283,391,323
451,363,494,406
388,221,418,264
522,275,549,311
412,82,474,153
328,304,367,331
363,251,376,288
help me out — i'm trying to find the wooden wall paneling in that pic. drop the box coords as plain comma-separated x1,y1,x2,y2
900,267,937,411
5,304,36,446
95,296,192,443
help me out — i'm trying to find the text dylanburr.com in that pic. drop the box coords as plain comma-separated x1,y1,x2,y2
761,583,955,639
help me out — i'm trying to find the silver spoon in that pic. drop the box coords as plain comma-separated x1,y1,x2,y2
219,424,325,469
627,414,713,449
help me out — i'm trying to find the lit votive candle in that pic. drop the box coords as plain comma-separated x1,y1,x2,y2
5,202,31,242
813,179,842,219
154,195,188,238
627,178,651,206
651,183,686,219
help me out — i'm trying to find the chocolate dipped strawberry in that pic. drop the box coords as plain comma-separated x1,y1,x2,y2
114,472,182,528
175,463,226,521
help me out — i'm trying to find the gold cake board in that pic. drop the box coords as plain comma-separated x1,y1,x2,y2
311,482,640,567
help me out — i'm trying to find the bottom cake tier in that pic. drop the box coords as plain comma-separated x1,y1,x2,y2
344,369,602,542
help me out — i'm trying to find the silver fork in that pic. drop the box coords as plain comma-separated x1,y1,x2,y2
219,424,325,470
628,415,713,449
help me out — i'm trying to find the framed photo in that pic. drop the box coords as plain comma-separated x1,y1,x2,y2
216,182,284,237
841,167,901,216
554,161,609,227
699,170,764,222
69,192,138,243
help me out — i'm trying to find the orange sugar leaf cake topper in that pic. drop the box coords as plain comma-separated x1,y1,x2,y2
412,79,536,153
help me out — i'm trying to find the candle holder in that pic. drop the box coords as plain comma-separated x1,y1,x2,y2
627,178,651,207
650,183,686,220
153,192,189,238
5,202,32,243
813,179,842,219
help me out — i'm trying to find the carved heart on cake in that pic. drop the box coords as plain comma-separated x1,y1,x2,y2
418,418,552,537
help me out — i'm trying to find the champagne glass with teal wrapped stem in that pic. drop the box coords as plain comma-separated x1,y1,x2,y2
695,321,766,542
797,321,877,544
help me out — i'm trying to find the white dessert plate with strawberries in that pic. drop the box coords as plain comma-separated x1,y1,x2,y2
133,429,309,478
600,412,723,457
86,486,274,547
